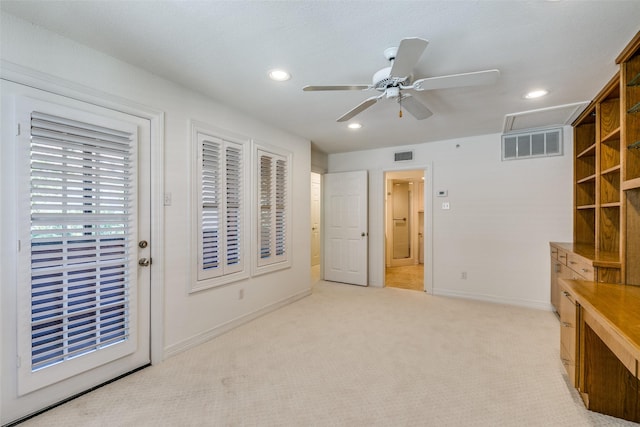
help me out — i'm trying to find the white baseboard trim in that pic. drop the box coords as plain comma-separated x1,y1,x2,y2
433,288,553,312
164,288,312,359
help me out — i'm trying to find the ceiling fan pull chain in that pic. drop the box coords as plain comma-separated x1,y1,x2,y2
399,95,403,118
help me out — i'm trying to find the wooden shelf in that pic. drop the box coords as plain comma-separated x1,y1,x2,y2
600,202,621,208
629,101,640,114
577,204,596,210
628,71,640,86
601,164,621,176
577,143,597,158
577,174,596,184
601,127,621,143
622,177,640,191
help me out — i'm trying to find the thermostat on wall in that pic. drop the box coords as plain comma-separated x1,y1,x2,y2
436,190,448,197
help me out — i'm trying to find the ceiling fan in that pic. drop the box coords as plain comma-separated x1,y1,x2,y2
303,37,500,122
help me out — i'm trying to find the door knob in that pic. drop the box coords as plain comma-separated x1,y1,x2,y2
138,258,151,267
138,240,148,248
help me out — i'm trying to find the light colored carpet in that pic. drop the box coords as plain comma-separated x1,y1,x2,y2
18,281,635,426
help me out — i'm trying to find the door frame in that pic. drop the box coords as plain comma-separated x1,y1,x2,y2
0,62,165,422
381,164,433,294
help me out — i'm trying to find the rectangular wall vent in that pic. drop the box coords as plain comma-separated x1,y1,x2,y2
502,128,563,161
394,151,414,162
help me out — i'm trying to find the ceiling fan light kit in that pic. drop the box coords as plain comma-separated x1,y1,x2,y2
303,37,500,122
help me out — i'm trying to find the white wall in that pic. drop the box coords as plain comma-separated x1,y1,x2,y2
328,130,574,310
0,12,311,360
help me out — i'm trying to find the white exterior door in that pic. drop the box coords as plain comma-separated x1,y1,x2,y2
310,172,321,266
1,82,151,423
323,171,368,286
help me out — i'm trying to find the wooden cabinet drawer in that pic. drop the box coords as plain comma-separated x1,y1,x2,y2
557,249,568,266
559,286,579,388
551,246,559,260
567,252,595,280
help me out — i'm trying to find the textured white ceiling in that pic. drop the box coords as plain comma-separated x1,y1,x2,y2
2,1,639,154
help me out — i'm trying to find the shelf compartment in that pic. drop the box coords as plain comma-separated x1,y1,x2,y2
599,98,620,138
629,141,640,149
600,137,621,172
575,208,596,246
625,188,640,285
598,205,620,255
600,170,621,205
628,72,640,87
575,122,596,155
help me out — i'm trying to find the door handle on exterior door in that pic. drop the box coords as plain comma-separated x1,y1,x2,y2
138,258,151,267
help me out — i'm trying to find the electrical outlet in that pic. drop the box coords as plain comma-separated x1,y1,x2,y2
164,192,172,206
461,272,467,280
442,202,450,210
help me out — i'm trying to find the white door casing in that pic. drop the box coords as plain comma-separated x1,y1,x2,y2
1,82,151,423
323,171,368,286
310,172,321,266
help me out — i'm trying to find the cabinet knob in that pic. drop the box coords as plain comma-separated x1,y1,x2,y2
561,322,572,328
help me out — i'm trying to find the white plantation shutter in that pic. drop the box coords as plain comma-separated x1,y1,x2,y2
256,148,290,270
259,154,273,260
194,126,246,288
225,144,242,271
199,136,222,278
19,108,138,393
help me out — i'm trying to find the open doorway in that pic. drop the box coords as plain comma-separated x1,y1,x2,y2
310,172,321,283
384,170,424,291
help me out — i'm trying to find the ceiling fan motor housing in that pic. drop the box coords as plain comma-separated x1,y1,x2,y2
372,67,408,92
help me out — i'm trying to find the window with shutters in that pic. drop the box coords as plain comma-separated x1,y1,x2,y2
191,122,248,291
254,144,292,274
15,101,140,394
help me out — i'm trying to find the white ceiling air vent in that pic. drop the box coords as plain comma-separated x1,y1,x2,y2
502,128,563,161
394,151,414,162
503,101,590,133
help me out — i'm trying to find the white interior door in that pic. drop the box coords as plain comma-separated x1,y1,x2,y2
310,172,321,266
1,82,151,424
323,171,368,286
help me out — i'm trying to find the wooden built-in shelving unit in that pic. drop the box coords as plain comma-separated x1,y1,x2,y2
572,74,622,272
618,32,640,286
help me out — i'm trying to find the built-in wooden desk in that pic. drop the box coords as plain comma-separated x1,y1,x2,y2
560,279,640,422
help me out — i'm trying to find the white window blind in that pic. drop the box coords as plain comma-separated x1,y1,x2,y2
24,110,137,386
256,147,291,271
193,125,247,289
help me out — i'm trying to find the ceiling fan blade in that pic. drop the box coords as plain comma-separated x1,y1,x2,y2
398,94,433,120
336,95,382,122
390,37,429,78
303,85,370,91
412,69,500,91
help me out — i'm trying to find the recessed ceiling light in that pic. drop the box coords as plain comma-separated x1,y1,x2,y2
348,123,362,129
525,89,548,99
268,69,291,81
